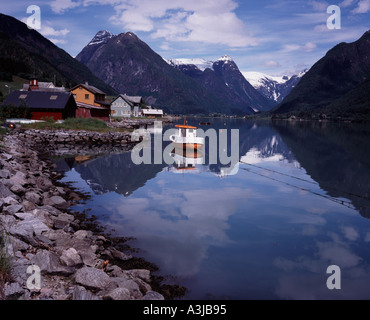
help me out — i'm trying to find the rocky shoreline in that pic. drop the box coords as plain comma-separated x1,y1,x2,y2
0,131,167,300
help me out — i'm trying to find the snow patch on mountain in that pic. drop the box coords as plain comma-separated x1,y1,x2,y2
242,70,308,102
88,30,114,46
166,58,214,71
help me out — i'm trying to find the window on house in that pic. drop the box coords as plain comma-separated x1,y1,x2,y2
85,94,89,100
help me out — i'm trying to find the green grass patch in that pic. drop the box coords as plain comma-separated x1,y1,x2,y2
22,117,111,132
0,230,12,299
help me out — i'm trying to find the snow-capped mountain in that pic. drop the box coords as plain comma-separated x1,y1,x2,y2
167,58,214,71
243,70,308,103
166,55,277,112
87,30,114,46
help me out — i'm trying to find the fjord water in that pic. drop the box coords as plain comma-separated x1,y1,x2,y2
59,119,370,299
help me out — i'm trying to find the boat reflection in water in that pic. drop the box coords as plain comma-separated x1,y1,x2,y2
169,146,204,173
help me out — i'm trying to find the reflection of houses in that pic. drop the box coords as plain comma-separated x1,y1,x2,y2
71,83,110,121
142,108,163,118
3,91,76,120
110,94,143,118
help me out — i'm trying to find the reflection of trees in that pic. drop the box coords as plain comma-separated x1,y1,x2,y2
273,120,370,218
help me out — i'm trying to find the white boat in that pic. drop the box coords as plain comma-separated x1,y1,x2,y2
169,124,204,150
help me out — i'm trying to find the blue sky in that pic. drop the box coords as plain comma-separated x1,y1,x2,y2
1,0,369,76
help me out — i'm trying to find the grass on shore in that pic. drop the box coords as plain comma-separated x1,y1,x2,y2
21,118,113,133
0,230,12,300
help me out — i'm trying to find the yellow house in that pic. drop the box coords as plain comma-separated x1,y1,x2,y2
70,82,111,120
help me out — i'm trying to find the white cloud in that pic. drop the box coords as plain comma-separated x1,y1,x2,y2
264,60,281,68
40,25,70,37
308,0,329,11
50,0,81,14
352,0,370,13
55,0,257,48
303,42,317,52
340,0,356,7
48,38,68,45
341,226,360,241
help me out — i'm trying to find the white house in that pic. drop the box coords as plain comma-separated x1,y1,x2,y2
142,108,164,118
110,94,143,118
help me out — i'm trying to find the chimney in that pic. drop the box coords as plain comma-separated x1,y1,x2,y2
29,77,39,91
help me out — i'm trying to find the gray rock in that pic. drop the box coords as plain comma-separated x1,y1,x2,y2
10,171,28,187
44,195,69,210
35,176,53,192
25,192,42,205
0,214,16,229
9,217,49,245
141,291,165,300
108,247,132,261
110,278,143,299
127,269,151,283
3,204,23,215
22,200,37,211
103,287,131,300
0,169,11,179
0,184,13,198
3,196,19,206
31,249,74,276
52,213,74,230
72,286,101,300
10,183,26,195
73,230,92,239
4,282,25,299
14,212,34,220
60,248,83,267
75,267,112,291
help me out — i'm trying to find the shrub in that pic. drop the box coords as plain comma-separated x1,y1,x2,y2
0,102,32,121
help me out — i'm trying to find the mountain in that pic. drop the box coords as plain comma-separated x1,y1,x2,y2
167,55,277,112
76,31,275,115
0,14,117,95
243,70,307,103
274,30,370,119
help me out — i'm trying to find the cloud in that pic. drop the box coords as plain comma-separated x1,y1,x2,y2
40,25,70,37
303,42,317,52
308,0,329,11
55,0,258,48
341,226,360,241
264,60,281,68
50,0,81,14
352,0,370,13
340,0,357,7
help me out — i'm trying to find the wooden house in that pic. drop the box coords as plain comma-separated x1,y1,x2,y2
110,94,143,118
3,91,77,120
71,83,111,120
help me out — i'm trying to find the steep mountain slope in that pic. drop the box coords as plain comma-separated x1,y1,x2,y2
243,70,307,103
77,31,244,115
0,14,117,95
274,30,370,117
167,56,277,112
77,32,276,114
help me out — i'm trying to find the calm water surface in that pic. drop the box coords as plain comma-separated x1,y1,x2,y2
57,119,370,300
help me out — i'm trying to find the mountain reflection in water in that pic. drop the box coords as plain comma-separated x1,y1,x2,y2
57,119,370,299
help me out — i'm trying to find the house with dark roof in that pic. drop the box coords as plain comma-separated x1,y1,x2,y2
70,82,110,120
3,91,77,120
110,94,143,118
